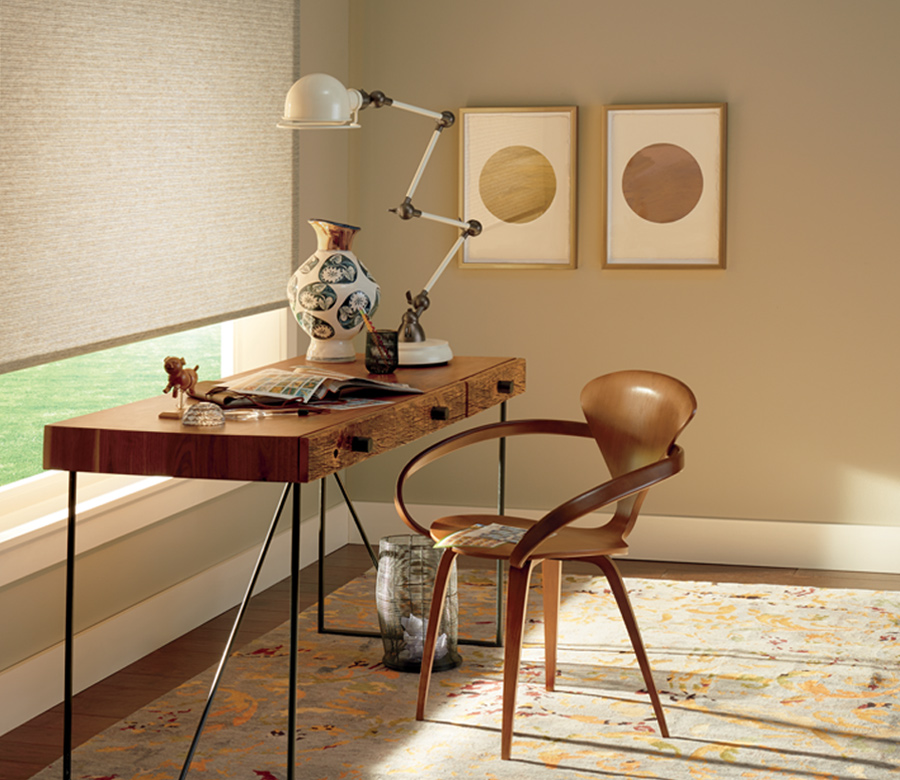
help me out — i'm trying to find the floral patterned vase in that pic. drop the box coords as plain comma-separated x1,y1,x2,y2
287,219,380,362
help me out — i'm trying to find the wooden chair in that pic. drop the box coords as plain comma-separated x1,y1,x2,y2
394,370,697,759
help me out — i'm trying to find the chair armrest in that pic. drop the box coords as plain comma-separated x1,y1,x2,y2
394,418,594,536
508,445,685,568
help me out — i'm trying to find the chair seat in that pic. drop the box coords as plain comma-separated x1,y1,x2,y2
430,514,630,561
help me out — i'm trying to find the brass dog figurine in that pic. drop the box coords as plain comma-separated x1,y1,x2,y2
163,356,199,399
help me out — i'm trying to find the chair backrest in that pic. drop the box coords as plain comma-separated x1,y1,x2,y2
580,370,697,536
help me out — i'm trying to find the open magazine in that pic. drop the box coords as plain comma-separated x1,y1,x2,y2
192,367,421,408
434,523,529,549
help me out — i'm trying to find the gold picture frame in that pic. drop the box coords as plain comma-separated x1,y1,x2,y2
458,106,577,269
602,103,727,269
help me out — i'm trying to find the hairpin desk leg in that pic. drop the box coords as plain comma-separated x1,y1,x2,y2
332,472,379,570
495,399,508,647
317,480,326,634
177,483,292,780
287,482,301,780
458,400,507,649
316,476,381,638
63,471,77,780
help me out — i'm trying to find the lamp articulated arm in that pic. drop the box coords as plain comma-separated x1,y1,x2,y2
358,89,482,342
399,219,481,343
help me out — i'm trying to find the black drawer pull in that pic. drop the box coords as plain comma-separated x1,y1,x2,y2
351,436,374,453
430,406,450,421
497,380,515,394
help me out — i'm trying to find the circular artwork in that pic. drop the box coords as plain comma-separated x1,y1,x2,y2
622,143,704,224
479,145,557,224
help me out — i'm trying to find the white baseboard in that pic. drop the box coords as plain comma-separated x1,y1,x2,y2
0,504,351,737
349,501,900,575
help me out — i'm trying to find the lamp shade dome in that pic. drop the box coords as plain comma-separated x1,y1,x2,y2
278,73,360,128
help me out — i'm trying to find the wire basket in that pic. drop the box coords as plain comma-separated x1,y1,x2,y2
375,535,462,672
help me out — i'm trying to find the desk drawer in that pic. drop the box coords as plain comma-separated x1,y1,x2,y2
304,386,466,480
467,358,526,415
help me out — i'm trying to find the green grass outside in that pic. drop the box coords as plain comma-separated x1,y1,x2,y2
0,325,222,487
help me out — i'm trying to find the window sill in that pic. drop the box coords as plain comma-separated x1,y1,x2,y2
0,470,247,589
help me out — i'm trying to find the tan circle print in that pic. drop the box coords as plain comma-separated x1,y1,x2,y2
622,143,704,224
479,145,557,224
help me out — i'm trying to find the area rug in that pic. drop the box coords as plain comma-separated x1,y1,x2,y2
34,568,899,779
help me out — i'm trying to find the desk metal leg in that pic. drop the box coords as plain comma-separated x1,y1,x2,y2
332,473,379,570
317,480,325,633
317,476,381,638
178,483,292,780
287,483,301,780
456,400,507,649
495,400,507,647
63,471,77,780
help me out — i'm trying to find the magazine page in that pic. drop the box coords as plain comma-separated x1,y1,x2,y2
434,523,529,549
221,367,422,402
223,369,327,402
291,367,421,396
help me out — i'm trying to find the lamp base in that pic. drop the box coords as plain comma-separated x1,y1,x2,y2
398,338,452,367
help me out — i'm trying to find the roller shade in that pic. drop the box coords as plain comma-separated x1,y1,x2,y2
0,0,297,374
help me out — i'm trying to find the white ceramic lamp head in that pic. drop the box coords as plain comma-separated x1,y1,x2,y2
277,73,363,129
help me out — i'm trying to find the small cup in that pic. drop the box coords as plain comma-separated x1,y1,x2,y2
365,329,399,374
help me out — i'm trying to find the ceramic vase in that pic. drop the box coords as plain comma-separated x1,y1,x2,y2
287,219,380,362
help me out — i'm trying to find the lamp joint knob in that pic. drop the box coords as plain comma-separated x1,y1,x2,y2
368,90,393,108
391,198,421,220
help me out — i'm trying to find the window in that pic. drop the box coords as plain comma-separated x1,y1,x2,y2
0,325,224,488
0,308,289,563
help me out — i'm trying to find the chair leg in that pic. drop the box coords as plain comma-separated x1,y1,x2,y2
592,556,670,738
501,561,534,760
541,559,561,692
416,549,458,721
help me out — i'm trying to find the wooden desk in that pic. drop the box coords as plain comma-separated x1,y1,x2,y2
45,355,525,482
45,355,525,780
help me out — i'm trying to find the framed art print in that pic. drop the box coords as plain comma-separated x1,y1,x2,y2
459,106,577,269
602,103,726,269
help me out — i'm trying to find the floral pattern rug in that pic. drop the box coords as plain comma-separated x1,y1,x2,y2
34,568,900,779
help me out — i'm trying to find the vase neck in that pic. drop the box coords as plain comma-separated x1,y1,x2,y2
309,219,360,252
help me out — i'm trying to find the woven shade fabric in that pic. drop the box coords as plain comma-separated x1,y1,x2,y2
0,0,297,374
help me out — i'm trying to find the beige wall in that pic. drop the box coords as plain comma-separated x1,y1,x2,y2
327,0,900,530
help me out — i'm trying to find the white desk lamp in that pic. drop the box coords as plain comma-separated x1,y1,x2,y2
278,73,481,366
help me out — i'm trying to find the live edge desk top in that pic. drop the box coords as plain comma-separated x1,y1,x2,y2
43,355,526,484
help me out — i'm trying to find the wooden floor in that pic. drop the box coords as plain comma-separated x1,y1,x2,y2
2,544,898,780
